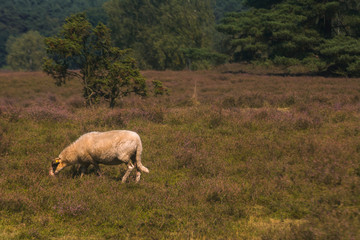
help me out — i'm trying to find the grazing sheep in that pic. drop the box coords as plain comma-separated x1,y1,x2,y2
49,130,149,183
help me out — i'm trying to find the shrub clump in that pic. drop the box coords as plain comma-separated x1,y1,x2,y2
103,109,127,127
238,93,265,108
130,106,166,124
25,104,72,121
54,201,89,217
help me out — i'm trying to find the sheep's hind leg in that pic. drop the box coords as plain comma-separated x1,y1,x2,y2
122,162,135,183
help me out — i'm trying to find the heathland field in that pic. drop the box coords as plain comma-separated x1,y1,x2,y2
1,67,360,239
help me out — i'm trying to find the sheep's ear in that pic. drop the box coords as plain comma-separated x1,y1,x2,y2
54,157,61,163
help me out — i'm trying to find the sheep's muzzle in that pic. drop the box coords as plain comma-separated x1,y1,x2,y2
50,161,60,176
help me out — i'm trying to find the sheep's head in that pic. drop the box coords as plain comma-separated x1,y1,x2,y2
49,157,61,176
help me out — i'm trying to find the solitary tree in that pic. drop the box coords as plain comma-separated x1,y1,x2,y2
6,31,46,71
43,13,146,107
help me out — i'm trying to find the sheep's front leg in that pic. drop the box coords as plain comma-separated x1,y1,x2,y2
93,163,102,177
79,163,90,178
135,170,141,183
122,162,135,183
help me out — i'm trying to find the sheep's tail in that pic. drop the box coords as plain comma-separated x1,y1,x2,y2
136,142,149,173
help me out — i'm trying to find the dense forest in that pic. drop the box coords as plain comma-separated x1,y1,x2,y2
0,0,109,67
1,0,359,75
217,0,360,76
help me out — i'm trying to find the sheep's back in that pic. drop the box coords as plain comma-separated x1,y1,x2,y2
79,130,140,163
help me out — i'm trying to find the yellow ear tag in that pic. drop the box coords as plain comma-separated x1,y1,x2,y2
55,159,60,163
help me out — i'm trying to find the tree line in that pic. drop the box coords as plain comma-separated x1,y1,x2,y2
2,0,360,76
217,0,360,76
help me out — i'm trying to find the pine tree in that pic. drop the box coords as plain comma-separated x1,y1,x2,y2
43,13,146,107
217,0,360,76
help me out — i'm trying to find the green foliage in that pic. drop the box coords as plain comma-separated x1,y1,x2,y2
217,0,360,76
0,0,108,67
273,56,300,67
105,0,220,70
214,0,244,22
0,0,246,70
5,31,46,71
152,80,169,97
43,13,147,108
184,48,227,70
217,3,321,62
318,35,360,76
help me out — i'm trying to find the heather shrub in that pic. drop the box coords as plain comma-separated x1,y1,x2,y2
279,95,296,107
54,199,89,217
294,117,312,130
103,109,127,127
47,94,57,103
0,125,10,155
165,109,187,125
67,96,85,109
254,110,269,120
131,105,165,124
0,194,28,213
0,102,21,122
1,71,360,239
208,111,223,129
25,104,71,121
238,93,265,108
222,96,236,108
172,134,203,170
311,95,331,105
331,111,349,123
